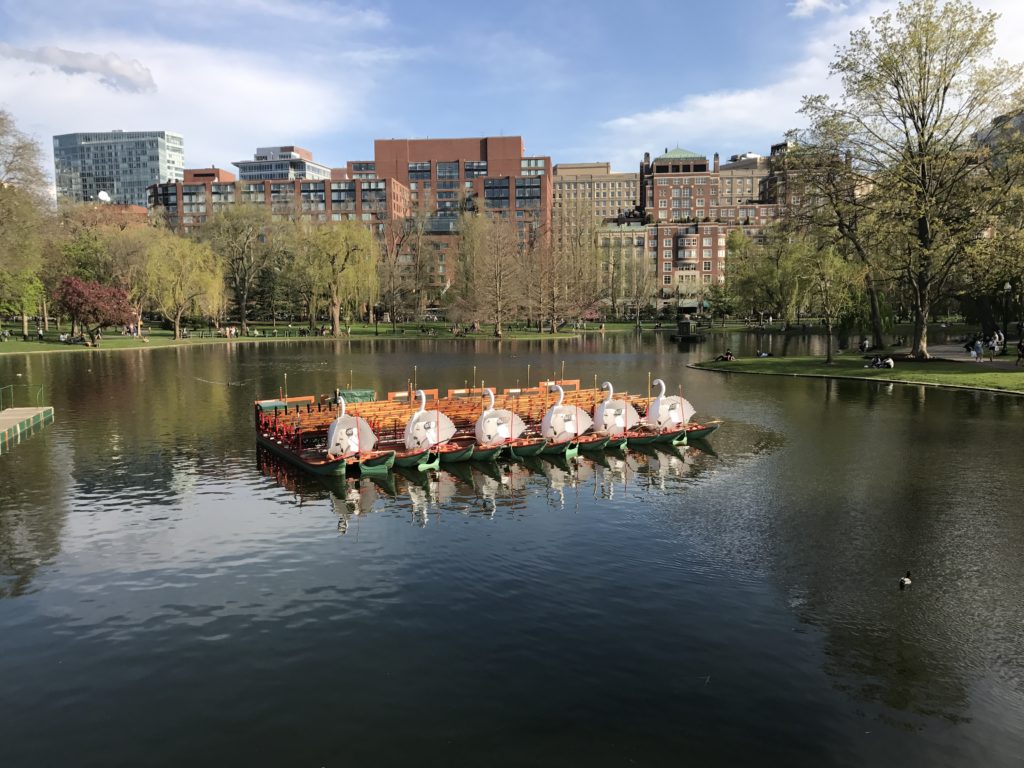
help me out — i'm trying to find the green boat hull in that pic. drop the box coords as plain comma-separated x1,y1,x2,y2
258,435,393,477
542,440,579,460
471,445,502,462
605,435,628,450
624,432,660,446
685,424,719,441
506,439,548,459
653,427,688,445
357,451,396,476
395,448,439,471
578,436,610,452
439,444,475,463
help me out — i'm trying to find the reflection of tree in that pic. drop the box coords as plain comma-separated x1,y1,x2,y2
0,409,68,598
758,380,995,726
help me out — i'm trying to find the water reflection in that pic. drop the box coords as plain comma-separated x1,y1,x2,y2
256,442,723,534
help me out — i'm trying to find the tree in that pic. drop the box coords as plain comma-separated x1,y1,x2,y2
803,247,867,363
0,110,49,338
105,224,160,335
704,282,736,327
147,232,223,339
311,220,376,336
54,277,133,342
201,205,273,333
783,127,890,347
802,0,1024,358
376,215,413,332
726,228,809,323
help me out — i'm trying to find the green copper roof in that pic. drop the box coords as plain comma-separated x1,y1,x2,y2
654,147,705,162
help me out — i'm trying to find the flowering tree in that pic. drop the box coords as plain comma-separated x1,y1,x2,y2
55,276,133,341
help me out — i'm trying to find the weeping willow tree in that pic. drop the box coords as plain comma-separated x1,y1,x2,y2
310,220,377,335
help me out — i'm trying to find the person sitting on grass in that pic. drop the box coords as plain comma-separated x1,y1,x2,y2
713,350,735,362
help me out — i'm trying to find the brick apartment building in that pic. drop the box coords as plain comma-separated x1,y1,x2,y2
637,146,785,310
148,135,551,306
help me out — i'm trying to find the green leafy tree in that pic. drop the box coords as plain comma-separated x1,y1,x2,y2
802,0,1024,358
0,110,49,337
147,232,224,339
803,247,867,363
200,204,273,333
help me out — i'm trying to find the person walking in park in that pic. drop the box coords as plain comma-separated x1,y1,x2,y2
974,337,983,363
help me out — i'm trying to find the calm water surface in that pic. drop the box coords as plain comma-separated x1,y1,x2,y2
1,332,1022,767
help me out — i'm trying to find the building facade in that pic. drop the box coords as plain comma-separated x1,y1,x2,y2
553,162,639,222
372,136,552,239
53,130,185,206
233,146,331,181
148,173,410,231
637,146,785,309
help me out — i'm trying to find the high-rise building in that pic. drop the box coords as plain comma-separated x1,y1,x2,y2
53,129,185,206
233,146,331,181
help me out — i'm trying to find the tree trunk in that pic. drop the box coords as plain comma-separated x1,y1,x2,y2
21,311,29,339
865,272,885,348
825,319,834,364
174,310,183,340
912,300,930,359
43,299,49,331
330,298,341,336
238,284,249,335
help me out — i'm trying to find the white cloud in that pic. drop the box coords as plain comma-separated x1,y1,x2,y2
0,43,156,93
0,35,368,173
591,0,1024,171
789,0,847,17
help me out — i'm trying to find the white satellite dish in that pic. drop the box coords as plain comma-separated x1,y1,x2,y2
97,190,111,203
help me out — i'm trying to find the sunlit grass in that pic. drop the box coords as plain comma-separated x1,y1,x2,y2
695,355,1024,393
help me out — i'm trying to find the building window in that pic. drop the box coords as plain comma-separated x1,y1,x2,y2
663,262,672,272
703,261,712,271
408,162,431,181
663,275,672,285
437,161,459,179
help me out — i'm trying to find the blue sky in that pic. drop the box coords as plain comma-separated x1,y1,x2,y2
2,0,1022,176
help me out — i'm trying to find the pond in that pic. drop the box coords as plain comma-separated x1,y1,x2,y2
1,332,1022,767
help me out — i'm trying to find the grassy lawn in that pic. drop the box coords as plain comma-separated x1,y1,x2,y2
0,321,587,356
694,355,1024,394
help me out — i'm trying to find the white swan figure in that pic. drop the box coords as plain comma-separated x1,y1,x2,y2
404,389,456,451
475,388,526,447
644,378,696,429
326,396,377,457
541,384,593,442
592,381,641,436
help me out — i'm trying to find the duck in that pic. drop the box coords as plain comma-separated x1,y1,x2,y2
899,571,912,589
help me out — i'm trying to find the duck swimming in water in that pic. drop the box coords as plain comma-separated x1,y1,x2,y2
899,571,912,589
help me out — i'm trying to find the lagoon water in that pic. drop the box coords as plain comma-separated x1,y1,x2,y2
1,332,1022,767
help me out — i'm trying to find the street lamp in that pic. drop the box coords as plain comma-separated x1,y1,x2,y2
1003,281,1012,347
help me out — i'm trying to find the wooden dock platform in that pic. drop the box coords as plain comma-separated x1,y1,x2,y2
0,407,55,453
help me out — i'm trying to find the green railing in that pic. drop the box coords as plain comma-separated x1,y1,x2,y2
0,384,45,410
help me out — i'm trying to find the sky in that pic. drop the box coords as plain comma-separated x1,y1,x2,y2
2,0,1024,177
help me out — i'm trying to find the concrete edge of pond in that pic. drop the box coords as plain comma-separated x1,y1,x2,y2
687,363,1024,397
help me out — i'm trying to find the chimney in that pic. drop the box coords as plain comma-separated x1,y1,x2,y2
713,152,720,172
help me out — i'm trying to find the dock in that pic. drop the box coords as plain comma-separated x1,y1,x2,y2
0,407,55,453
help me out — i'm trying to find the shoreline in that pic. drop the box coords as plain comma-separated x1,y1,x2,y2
690,356,1024,396
0,328,601,357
